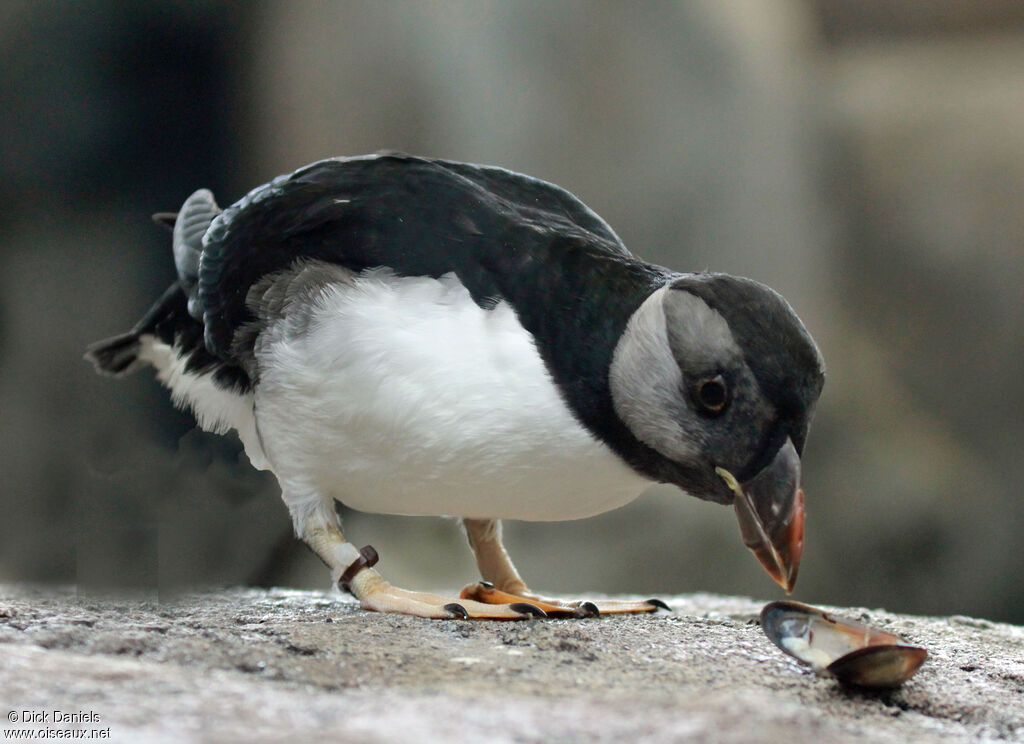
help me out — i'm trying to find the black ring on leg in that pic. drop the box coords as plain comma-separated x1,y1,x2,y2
338,545,380,594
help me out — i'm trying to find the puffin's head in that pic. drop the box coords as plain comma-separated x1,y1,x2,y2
609,273,824,593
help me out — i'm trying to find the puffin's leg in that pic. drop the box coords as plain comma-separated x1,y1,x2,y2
461,518,669,616
293,498,544,620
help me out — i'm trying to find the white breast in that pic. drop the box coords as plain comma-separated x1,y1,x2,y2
252,269,652,521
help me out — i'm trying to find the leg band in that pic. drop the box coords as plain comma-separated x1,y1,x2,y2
338,545,379,594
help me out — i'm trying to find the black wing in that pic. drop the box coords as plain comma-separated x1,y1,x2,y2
197,153,631,358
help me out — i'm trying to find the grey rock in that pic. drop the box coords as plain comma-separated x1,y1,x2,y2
1,586,1021,743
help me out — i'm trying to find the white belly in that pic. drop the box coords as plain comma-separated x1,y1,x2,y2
252,269,652,521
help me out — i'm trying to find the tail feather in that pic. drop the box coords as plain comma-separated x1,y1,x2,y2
152,212,177,230
84,332,142,377
85,283,184,377
87,189,233,382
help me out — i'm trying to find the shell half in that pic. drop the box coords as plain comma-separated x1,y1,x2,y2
760,600,927,688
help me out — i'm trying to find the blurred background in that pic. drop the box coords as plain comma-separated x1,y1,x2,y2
2,1,1022,624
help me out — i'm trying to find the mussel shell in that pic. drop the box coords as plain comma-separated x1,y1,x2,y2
761,600,927,688
825,644,928,689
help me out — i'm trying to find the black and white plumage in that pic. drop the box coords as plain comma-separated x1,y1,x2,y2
87,153,824,618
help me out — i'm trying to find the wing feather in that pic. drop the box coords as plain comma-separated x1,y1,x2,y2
196,153,630,358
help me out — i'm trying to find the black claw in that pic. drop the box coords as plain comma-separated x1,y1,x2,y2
479,580,495,589
510,602,548,618
444,603,469,619
575,601,600,618
647,598,672,611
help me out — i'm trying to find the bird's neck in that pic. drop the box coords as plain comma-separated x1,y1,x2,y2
499,238,668,397
486,235,695,486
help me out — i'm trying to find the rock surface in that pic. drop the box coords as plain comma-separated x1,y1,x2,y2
0,586,1021,743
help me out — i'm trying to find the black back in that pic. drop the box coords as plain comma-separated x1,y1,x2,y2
193,153,707,486
199,153,634,355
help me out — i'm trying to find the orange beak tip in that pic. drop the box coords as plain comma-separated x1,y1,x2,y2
722,439,806,594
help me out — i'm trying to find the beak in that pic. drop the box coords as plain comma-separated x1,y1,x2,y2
716,438,804,594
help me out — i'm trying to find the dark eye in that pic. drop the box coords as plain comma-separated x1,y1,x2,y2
695,374,729,415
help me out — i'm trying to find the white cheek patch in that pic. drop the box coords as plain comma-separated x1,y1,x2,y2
661,289,741,369
609,286,700,462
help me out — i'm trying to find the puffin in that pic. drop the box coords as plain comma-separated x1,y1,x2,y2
86,153,824,619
